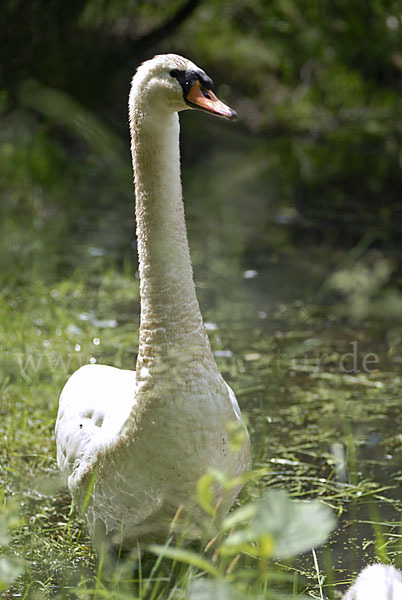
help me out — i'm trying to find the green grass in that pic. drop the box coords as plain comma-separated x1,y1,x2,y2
1,252,402,599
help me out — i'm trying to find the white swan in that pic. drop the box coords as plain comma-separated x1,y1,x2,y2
342,564,402,599
55,54,251,546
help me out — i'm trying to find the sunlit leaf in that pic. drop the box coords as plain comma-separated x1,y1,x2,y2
253,490,335,559
222,503,257,530
197,472,215,516
221,490,335,560
226,420,248,453
147,544,220,578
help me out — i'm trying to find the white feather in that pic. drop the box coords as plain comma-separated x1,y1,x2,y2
343,564,402,600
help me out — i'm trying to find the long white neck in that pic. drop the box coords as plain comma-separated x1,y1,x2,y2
129,98,216,379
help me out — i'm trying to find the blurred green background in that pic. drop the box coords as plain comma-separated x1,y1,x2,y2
1,1,402,597
2,0,402,284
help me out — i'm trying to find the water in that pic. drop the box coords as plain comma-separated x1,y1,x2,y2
195,247,402,593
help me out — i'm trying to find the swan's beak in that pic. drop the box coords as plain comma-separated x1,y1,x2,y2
186,80,237,120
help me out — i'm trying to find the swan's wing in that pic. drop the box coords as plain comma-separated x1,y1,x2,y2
55,364,136,482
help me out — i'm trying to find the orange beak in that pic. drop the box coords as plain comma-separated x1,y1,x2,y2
186,80,237,120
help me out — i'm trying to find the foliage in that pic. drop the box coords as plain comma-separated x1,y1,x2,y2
1,0,402,243
0,500,25,591
149,487,334,599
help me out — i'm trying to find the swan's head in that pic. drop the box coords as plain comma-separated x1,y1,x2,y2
130,54,237,120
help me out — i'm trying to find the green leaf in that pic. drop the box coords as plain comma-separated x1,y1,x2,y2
253,490,336,559
196,472,216,516
226,420,248,453
0,518,11,548
221,490,335,560
0,501,23,548
197,469,248,516
222,503,257,531
0,556,25,591
147,544,220,578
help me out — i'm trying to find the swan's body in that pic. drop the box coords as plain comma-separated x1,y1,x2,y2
55,54,251,545
343,564,402,599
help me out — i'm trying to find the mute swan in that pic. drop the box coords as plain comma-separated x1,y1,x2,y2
55,54,251,546
342,564,402,599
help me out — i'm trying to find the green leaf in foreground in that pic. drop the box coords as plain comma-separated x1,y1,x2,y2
0,501,23,547
147,544,220,578
0,556,25,591
222,489,336,560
